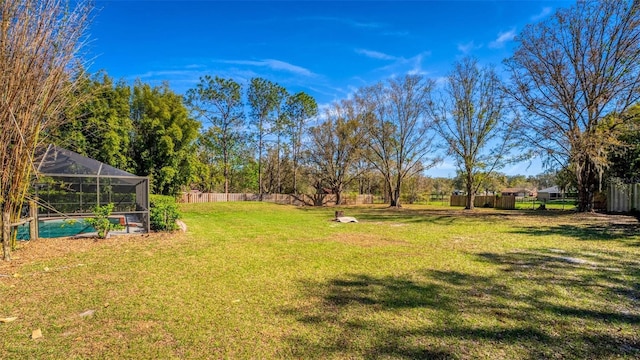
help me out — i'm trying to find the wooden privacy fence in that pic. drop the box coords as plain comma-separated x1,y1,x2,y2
607,181,640,212
450,195,516,210
179,192,374,206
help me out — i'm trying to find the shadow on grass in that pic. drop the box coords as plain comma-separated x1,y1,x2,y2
355,206,640,243
477,249,640,305
281,252,640,359
316,205,631,225
511,222,640,243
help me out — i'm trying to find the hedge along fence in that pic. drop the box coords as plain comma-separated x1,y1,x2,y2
450,195,516,210
179,192,374,206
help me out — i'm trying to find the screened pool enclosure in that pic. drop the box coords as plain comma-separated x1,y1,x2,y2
20,145,150,239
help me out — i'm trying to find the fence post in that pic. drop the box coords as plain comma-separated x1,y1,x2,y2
29,200,38,240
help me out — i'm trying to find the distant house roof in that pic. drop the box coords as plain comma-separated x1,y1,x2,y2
538,186,561,194
501,187,537,195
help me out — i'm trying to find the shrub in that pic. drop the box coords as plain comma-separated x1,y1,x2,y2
86,203,123,239
150,195,181,231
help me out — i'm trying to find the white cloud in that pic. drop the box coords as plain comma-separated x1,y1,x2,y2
305,16,382,29
219,59,317,77
531,7,552,21
374,51,431,76
262,59,316,77
457,41,482,54
434,76,448,86
489,28,516,49
408,53,427,75
355,48,397,60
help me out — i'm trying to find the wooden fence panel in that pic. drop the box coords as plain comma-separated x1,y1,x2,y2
474,196,495,208
450,195,466,207
496,196,516,210
178,192,373,206
450,195,515,210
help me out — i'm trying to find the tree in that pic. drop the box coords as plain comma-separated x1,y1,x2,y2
479,172,507,195
52,71,133,172
527,172,556,190
504,0,640,211
185,76,246,199
506,175,529,188
607,103,640,183
429,58,516,210
247,78,281,198
0,0,90,260
131,81,200,195
272,85,289,194
285,92,318,195
306,100,367,206
359,74,440,207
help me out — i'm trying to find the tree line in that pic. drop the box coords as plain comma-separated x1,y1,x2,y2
2,0,640,259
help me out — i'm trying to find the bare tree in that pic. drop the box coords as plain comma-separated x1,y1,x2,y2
358,74,440,207
306,99,367,206
504,0,640,211
429,58,517,210
0,0,91,260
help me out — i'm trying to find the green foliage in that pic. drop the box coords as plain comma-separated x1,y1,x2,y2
85,203,122,239
52,71,134,172
248,77,287,194
149,194,180,231
607,103,640,182
185,76,247,194
131,81,201,195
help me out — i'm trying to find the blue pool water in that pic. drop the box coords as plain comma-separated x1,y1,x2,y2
16,219,97,240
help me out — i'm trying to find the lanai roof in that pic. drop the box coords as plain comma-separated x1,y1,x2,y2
36,144,143,178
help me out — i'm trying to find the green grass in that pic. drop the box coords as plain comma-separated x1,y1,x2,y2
515,198,578,210
1,202,639,359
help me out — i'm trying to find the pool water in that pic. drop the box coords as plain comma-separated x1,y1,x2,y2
16,219,97,240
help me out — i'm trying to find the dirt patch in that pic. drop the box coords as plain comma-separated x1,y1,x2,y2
328,233,411,247
0,232,175,275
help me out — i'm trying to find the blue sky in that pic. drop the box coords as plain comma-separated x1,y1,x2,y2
87,0,574,177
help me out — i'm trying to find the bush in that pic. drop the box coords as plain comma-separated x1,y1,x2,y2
150,195,181,231
86,203,123,239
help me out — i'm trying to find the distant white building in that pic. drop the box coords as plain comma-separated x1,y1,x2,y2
537,186,562,201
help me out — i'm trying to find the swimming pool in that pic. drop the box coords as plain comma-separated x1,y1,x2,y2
16,219,97,240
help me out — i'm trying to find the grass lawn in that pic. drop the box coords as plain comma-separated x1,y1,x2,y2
515,199,578,211
1,202,639,359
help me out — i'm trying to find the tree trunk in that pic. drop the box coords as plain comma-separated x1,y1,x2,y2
276,137,281,194
465,172,475,210
2,211,11,261
388,174,403,208
258,131,263,201
293,161,298,195
576,159,596,212
390,184,401,208
385,176,396,207
224,162,229,202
